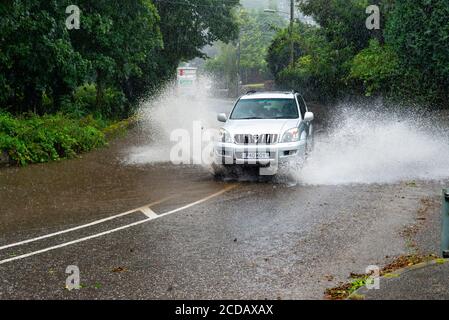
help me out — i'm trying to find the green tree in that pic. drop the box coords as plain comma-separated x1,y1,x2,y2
385,0,449,104
205,42,239,95
349,39,399,97
268,0,397,102
239,9,286,83
205,7,286,94
299,0,395,47
0,0,240,118
266,24,304,83
0,0,88,114
269,23,352,101
69,0,162,117
154,0,239,78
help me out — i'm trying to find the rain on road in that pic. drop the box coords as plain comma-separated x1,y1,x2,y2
0,96,446,299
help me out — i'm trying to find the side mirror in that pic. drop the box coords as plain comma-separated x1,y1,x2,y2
217,113,228,123
303,112,314,122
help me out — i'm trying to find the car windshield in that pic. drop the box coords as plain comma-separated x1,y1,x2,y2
230,98,299,120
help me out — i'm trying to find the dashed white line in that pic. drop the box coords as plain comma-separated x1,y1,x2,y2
0,185,236,265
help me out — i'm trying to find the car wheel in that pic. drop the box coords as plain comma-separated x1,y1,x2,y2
211,163,226,178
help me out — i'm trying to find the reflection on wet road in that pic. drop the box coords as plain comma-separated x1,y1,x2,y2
0,97,235,242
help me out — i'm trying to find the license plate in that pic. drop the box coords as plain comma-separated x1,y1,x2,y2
243,152,270,159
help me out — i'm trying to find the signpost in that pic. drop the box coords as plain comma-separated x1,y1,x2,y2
177,67,198,96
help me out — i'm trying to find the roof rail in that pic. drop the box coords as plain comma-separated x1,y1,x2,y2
246,90,257,94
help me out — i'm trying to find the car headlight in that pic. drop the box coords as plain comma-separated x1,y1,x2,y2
281,127,300,143
219,128,232,143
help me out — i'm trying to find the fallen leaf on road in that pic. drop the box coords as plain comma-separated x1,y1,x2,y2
324,275,334,282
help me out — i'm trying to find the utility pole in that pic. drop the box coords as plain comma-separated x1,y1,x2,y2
265,1,295,67
289,0,294,67
237,36,241,97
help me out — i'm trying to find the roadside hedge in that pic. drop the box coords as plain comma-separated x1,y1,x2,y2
0,112,107,166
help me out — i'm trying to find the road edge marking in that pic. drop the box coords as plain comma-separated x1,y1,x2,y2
0,185,236,265
0,197,172,251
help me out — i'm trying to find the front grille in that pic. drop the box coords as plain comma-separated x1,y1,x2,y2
234,134,278,145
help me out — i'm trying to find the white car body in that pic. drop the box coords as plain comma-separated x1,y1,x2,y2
214,91,314,175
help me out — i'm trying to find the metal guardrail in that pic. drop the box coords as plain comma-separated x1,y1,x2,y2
442,189,449,258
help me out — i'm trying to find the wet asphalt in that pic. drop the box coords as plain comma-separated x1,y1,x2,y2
0,98,446,299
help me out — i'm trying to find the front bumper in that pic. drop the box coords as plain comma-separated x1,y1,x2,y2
214,141,306,166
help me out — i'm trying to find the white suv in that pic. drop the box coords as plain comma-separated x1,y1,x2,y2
213,91,314,176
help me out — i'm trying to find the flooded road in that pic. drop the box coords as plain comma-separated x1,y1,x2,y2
0,97,235,242
0,97,447,299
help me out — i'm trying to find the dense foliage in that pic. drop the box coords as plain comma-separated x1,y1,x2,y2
205,7,286,95
0,0,239,118
0,0,239,165
385,0,449,105
0,112,106,165
268,0,449,106
267,23,344,101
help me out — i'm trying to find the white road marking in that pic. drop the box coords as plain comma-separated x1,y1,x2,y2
140,207,158,219
0,198,171,251
0,185,236,265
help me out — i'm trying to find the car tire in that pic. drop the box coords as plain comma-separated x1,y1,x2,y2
211,163,226,178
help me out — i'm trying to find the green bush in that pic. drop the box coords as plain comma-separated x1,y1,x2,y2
63,84,98,118
60,84,127,119
269,24,353,102
349,39,400,97
268,1,449,107
0,112,106,166
385,0,449,106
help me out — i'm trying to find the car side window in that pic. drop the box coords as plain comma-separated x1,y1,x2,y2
296,94,307,119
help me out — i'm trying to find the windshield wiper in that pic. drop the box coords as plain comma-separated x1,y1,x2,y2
237,117,264,120
271,116,295,119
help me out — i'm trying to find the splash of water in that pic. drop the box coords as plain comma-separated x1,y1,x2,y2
124,80,231,165
126,91,449,185
296,103,449,185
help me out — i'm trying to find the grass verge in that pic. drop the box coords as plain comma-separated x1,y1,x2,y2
0,112,136,166
325,254,437,300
